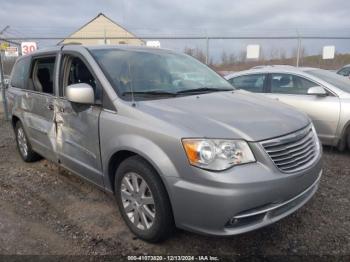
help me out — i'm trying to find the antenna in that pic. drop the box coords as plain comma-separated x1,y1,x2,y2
127,62,136,107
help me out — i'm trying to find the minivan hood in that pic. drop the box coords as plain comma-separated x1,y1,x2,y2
138,90,310,141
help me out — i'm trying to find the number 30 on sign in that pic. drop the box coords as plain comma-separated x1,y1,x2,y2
21,42,37,55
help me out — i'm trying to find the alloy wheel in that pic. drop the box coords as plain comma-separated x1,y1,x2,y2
17,127,28,158
120,172,156,230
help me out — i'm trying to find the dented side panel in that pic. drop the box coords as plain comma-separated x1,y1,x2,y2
55,98,104,187
8,87,58,163
25,92,57,162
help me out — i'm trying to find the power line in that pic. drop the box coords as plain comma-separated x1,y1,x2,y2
3,36,350,40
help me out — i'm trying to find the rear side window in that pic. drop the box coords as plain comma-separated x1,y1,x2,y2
229,74,266,93
30,57,56,95
10,57,31,89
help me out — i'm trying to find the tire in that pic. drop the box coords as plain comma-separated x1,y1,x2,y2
338,127,350,152
337,137,346,152
15,121,41,162
115,155,175,242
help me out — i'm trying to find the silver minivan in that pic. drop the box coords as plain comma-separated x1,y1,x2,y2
7,45,322,242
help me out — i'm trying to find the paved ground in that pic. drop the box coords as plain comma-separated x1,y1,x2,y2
0,113,349,257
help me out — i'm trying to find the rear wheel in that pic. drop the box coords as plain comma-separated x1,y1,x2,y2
337,137,346,152
115,155,175,242
15,121,41,162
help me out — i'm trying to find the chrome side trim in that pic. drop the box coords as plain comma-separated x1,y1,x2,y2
262,124,312,147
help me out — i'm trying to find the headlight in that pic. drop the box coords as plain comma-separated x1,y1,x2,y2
182,139,255,171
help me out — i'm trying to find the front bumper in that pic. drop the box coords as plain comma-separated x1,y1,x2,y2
226,170,321,234
165,148,322,236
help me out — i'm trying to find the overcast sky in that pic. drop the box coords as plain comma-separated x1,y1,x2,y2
1,0,350,59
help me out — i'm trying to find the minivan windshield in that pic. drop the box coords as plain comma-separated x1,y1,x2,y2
90,49,233,100
306,69,350,93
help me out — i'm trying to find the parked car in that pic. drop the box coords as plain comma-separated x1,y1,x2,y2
225,66,350,151
7,46,322,242
337,64,350,78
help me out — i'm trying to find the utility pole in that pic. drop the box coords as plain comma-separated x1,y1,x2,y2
205,36,209,65
104,27,107,44
0,52,9,120
0,25,10,120
296,29,301,67
205,30,209,65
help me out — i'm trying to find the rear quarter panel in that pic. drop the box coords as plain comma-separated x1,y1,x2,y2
6,87,25,124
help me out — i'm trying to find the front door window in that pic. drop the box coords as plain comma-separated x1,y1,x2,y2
270,73,317,95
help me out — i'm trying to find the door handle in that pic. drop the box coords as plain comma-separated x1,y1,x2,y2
47,104,54,111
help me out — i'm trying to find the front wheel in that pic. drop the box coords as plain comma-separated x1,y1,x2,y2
115,156,175,242
338,127,350,152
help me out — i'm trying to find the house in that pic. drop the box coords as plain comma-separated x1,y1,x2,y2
58,13,144,46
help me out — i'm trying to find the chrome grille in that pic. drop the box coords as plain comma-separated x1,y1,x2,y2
261,125,318,173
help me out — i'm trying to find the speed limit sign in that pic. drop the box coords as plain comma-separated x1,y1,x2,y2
21,42,37,55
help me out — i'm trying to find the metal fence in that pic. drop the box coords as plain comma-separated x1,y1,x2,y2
2,34,350,71
2,34,350,119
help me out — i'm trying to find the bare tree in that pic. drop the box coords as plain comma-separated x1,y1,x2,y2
238,50,247,63
221,51,229,65
259,47,265,63
184,47,206,63
270,47,279,60
292,46,307,65
279,48,287,61
228,53,237,65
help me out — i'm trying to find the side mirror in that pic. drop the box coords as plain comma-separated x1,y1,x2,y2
66,83,95,104
307,86,327,96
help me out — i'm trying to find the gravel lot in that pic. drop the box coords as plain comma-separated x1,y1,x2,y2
0,113,349,258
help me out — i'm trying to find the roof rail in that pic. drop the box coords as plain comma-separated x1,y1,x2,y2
58,42,82,46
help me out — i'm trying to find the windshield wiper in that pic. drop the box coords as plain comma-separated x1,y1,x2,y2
176,87,234,94
121,88,233,97
121,91,177,97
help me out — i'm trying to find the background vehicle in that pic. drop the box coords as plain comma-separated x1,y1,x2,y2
7,46,322,242
337,64,350,78
225,66,350,150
